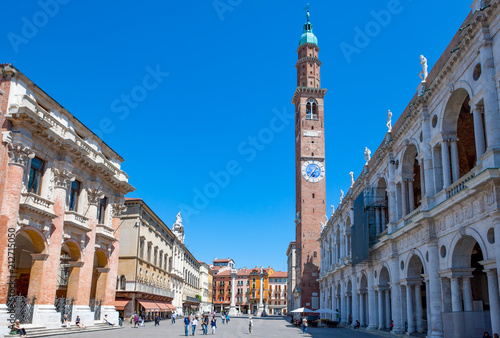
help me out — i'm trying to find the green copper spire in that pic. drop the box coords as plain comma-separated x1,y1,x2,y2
299,9,318,47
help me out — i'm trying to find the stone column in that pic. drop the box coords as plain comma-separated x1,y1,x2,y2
415,283,424,332
390,256,402,333
408,179,415,213
421,106,435,197
406,284,415,333
377,289,384,329
375,208,381,235
388,158,397,226
450,139,460,183
441,278,452,313
346,292,352,323
462,276,473,312
33,166,74,328
229,269,237,316
359,291,365,326
485,268,500,336
340,280,346,323
352,278,359,324
257,272,264,316
479,35,500,157
367,270,377,330
441,140,451,188
419,159,426,197
472,106,486,160
450,277,462,312
494,218,500,298
401,180,408,217
381,208,386,232
427,241,443,336
384,289,391,329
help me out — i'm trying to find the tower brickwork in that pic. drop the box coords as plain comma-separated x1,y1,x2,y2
292,11,327,310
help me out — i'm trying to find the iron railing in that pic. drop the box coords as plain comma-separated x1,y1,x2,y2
7,295,36,324
55,297,74,321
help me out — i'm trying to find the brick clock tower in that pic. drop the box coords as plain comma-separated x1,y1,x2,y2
292,10,327,310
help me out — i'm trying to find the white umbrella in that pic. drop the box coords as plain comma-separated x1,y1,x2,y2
290,307,314,313
314,308,338,314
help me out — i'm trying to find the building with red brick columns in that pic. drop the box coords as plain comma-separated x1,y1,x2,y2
0,64,134,334
290,9,326,311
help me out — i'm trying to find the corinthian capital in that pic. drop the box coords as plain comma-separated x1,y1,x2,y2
52,168,75,189
7,143,34,168
111,203,127,217
87,188,104,206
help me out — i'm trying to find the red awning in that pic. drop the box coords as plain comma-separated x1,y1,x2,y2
155,302,169,311
166,303,176,311
114,298,131,311
138,299,160,312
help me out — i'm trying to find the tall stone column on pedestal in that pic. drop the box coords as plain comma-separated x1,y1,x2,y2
450,139,460,183
483,265,500,336
257,270,265,316
0,143,34,335
377,289,384,329
462,276,473,312
384,289,391,329
367,269,377,330
472,106,486,160
33,165,75,328
390,256,402,333
340,281,346,323
405,283,415,333
427,241,444,336
415,283,424,332
229,269,237,316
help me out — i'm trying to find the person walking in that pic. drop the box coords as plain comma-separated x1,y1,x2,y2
172,312,176,324
248,316,253,335
302,317,308,334
191,316,198,336
221,313,225,325
184,315,190,336
226,313,229,324
202,315,209,335
133,313,139,328
155,313,160,326
210,316,217,335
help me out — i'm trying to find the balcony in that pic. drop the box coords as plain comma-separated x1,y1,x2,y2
96,223,116,242
64,211,91,232
19,193,57,219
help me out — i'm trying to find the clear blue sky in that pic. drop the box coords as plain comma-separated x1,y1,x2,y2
2,0,471,271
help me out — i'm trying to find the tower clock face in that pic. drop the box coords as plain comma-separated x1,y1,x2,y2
301,160,325,183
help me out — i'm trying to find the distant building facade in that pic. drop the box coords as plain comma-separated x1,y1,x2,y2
286,241,297,314
268,271,287,315
115,198,176,320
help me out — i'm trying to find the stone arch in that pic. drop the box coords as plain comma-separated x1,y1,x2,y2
378,264,391,286
448,228,489,268
13,228,48,297
405,251,427,278
441,87,472,132
400,143,421,212
61,239,82,261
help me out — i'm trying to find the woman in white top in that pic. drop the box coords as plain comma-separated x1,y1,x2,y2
191,316,198,336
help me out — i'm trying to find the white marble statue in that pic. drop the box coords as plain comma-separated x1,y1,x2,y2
173,211,183,230
321,222,325,232
340,190,344,204
364,147,371,164
419,55,428,81
349,171,354,187
331,205,335,214
325,214,329,223
387,110,392,132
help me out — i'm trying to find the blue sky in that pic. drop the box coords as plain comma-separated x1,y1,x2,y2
2,0,472,271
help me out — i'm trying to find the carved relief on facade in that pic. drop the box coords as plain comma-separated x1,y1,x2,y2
7,142,34,168
52,167,75,190
86,188,103,206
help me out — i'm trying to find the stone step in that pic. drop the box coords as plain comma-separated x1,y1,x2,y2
4,324,121,338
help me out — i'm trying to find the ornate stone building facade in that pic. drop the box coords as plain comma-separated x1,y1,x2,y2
319,1,500,337
0,64,133,334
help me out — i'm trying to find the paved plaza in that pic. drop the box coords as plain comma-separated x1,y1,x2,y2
69,316,388,338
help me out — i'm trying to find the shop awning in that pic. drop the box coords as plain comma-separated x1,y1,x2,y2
138,299,160,312
114,298,131,311
155,302,169,311
166,303,176,311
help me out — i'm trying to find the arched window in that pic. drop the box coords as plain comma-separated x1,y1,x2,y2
306,98,318,120
120,275,126,290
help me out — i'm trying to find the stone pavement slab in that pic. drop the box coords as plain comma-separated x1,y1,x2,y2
60,315,390,338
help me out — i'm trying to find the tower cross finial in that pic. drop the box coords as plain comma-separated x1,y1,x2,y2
304,4,310,21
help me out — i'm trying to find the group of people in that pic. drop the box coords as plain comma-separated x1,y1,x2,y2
62,314,86,329
132,312,145,327
183,314,217,335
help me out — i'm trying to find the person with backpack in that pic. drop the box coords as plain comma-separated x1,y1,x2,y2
202,315,209,335
210,316,217,335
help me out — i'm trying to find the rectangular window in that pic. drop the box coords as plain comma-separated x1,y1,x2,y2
97,197,107,224
27,157,45,195
69,180,80,211
139,238,144,259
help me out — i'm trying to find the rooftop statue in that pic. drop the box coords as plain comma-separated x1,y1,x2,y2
419,55,428,81
349,171,354,187
387,110,392,133
364,147,371,164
